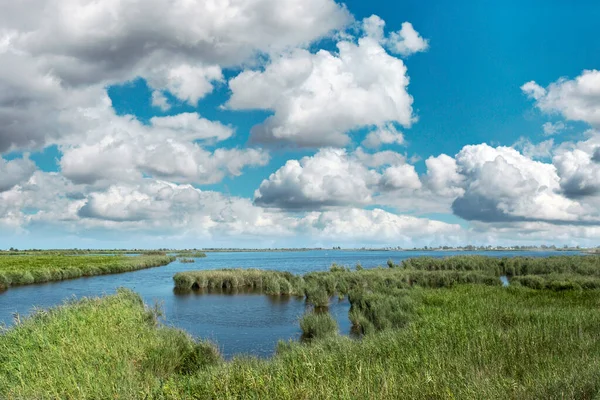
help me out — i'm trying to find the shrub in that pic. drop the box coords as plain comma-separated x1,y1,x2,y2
330,263,348,273
300,311,338,341
305,284,329,307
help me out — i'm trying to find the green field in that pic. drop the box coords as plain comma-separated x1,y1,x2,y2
0,254,175,290
2,255,600,398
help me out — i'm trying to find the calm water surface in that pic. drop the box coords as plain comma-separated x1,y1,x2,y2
0,250,580,357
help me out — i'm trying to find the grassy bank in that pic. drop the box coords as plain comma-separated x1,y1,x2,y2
0,254,175,290
0,249,168,256
3,284,600,399
0,289,220,399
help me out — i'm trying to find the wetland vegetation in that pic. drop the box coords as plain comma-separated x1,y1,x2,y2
0,254,175,290
2,254,600,398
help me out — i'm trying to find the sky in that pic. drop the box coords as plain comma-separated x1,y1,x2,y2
1,0,600,249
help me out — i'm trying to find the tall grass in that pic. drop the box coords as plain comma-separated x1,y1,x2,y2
172,285,600,399
0,254,175,289
0,289,220,399
401,254,600,277
174,251,207,258
173,269,305,296
0,249,167,256
173,266,503,302
299,311,338,341
3,277,600,398
5,256,600,397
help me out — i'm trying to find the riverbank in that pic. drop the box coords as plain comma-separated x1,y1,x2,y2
0,254,175,290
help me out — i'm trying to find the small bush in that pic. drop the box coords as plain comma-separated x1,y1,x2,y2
330,263,347,273
12,272,35,286
264,277,281,295
300,311,338,341
173,273,195,290
305,284,329,307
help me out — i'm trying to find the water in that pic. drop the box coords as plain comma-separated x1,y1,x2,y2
0,250,580,357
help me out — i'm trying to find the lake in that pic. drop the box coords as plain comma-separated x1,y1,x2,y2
0,250,580,358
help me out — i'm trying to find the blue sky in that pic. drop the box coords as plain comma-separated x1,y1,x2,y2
1,0,600,248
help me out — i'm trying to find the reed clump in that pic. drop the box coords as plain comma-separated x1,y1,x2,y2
299,311,338,341
174,251,207,258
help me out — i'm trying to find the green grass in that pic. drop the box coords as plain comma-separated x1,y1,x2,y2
0,289,220,399
0,249,167,256
299,311,338,341
5,255,600,398
401,254,600,277
173,269,305,296
171,285,600,399
179,258,196,264
174,251,207,258
0,254,175,290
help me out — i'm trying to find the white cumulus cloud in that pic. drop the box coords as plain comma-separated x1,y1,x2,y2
227,17,416,147
254,148,421,210
522,70,600,127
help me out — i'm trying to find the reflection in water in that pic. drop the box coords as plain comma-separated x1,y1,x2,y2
171,287,352,358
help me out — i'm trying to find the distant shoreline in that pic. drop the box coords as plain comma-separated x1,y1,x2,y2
1,247,593,254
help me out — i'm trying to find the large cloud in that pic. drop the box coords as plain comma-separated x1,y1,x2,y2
1,172,461,246
254,148,420,210
452,145,585,223
423,144,596,224
227,17,418,147
0,0,351,153
9,0,351,83
59,104,268,185
522,70,600,127
298,208,459,244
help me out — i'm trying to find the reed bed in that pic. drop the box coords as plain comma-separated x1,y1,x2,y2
299,311,338,341
171,285,600,399
174,267,501,300
0,254,175,290
0,289,220,399
174,251,207,258
173,268,305,296
401,254,600,276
